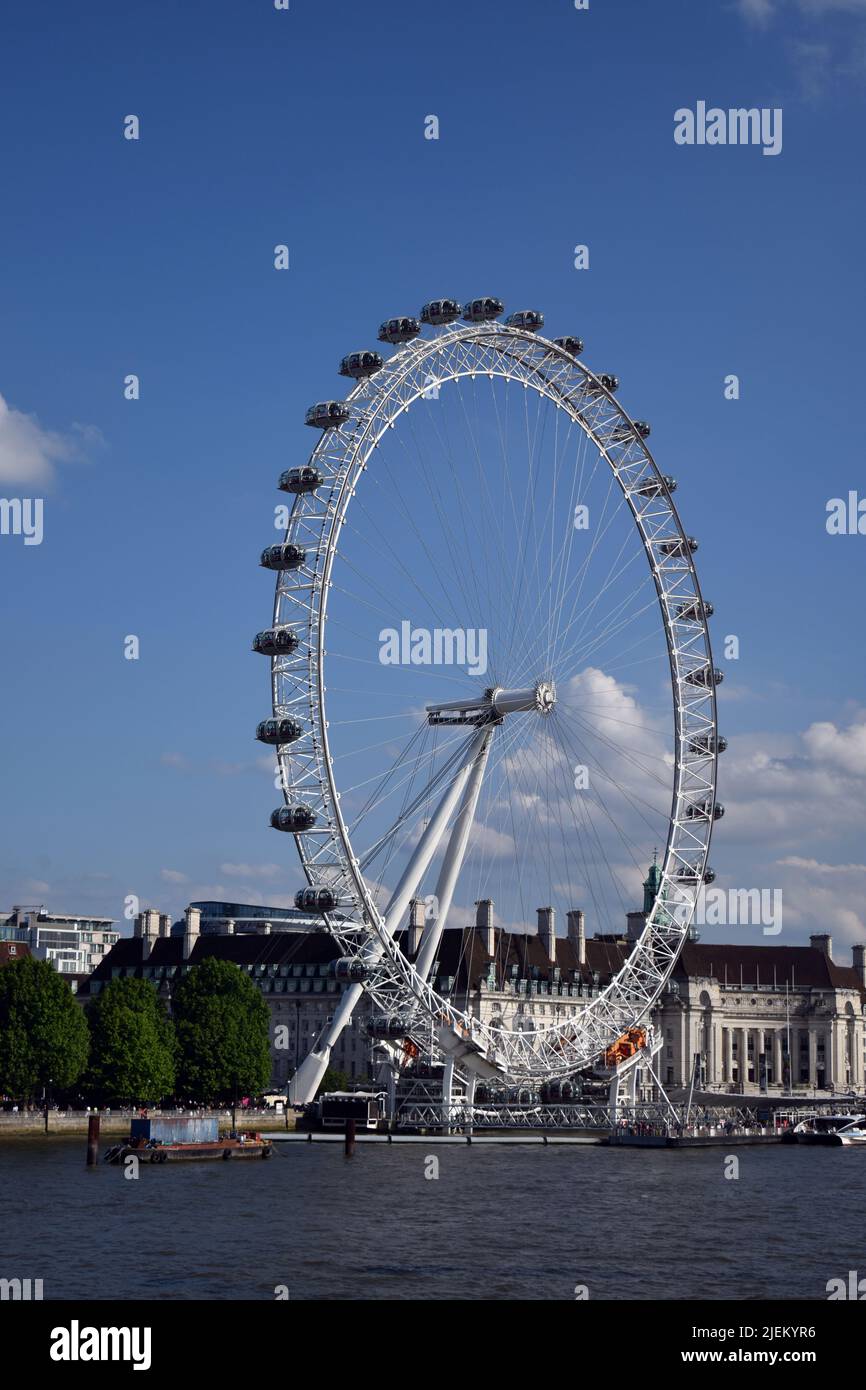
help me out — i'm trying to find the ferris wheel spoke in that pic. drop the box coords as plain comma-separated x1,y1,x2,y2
362,421,484,635
437,374,511,650
548,477,628,678
551,708,671,840
551,547,654,677
508,457,617,690
547,717,644,917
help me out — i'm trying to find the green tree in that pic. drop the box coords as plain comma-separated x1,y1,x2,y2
0,956,89,1100
173,958,271,1103
317,1066,350,1096
85,978,175,1105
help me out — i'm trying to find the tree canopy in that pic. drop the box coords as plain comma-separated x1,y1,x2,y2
0,956,90,1099
86,977,176,1105
173,957,271,1103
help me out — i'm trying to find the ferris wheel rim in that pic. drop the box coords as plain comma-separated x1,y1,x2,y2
267,318,719,1083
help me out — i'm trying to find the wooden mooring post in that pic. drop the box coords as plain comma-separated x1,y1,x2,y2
86,1114,100,1167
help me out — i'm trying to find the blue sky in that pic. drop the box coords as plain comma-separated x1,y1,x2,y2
1,0,864,952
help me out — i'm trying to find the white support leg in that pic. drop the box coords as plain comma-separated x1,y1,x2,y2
414,727,493,981
289,726,490,1106
464,1072,478,1136
442,1055,455,1132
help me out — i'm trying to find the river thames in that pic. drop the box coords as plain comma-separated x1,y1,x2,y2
2,1137,864,1301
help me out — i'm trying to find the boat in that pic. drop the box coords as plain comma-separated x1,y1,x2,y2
782,1112,865,1145
103,1115,273,1163
829,1119,866,1147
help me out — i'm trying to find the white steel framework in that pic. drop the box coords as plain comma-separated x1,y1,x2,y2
259,311,720,1101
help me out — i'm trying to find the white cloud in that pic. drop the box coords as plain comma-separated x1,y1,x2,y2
738,0,777,22
736,0,866,96
160,868,189,884
803,717,866,776
777,855,866,874
739,0,866,17
770,856,866,945
0,391,100,487
159,752,190,770
219,862,283,880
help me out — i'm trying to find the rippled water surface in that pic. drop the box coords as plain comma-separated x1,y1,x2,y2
1,1137,864,1300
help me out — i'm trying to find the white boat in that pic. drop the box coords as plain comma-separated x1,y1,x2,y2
831,1119,866,1147
787,1112,865,1144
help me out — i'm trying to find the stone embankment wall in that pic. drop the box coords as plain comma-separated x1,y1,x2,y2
0,1109,297,1137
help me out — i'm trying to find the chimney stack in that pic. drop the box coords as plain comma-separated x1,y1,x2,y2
537,906,556,964
407,899,424,956
627,910,648,942
159,914,171,938
183,906,201,960
140,908,159,961
567,909,586,965
475,899,495,956
810,933,833,960
852,944,866,988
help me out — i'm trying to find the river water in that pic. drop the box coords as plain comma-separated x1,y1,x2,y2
1,1137,863,1300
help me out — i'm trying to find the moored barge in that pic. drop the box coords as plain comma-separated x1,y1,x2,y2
103,1115,273,1163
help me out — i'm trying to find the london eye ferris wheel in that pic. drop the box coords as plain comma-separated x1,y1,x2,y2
253,296,724,1104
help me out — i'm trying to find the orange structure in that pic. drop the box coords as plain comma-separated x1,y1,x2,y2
603,1027,647,1068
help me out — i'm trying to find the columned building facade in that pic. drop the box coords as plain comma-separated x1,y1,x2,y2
656,937,866,1094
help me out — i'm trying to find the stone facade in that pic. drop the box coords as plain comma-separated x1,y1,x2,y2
656,936,866,1094
77,889,866,1098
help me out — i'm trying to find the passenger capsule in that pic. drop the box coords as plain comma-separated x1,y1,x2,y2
367,1016,415,1040
675,599,713,621
260,543,306,571
586,373,619,394
256,716,303,745
632,474,677,498
677,865,716,885
270,805,316,832
252,628,300,657
611,420,650,443
684,799,725,821
685,666,724,688
504,309,544,332
687,732,728,755
659,536,698,558
278,466,322,494
305,401,350,429
420,299,462,326
333,958,369,983
339,350,384,379
462,296,504,323
377,316,420,345
553,336,584,356
294,887,343,912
